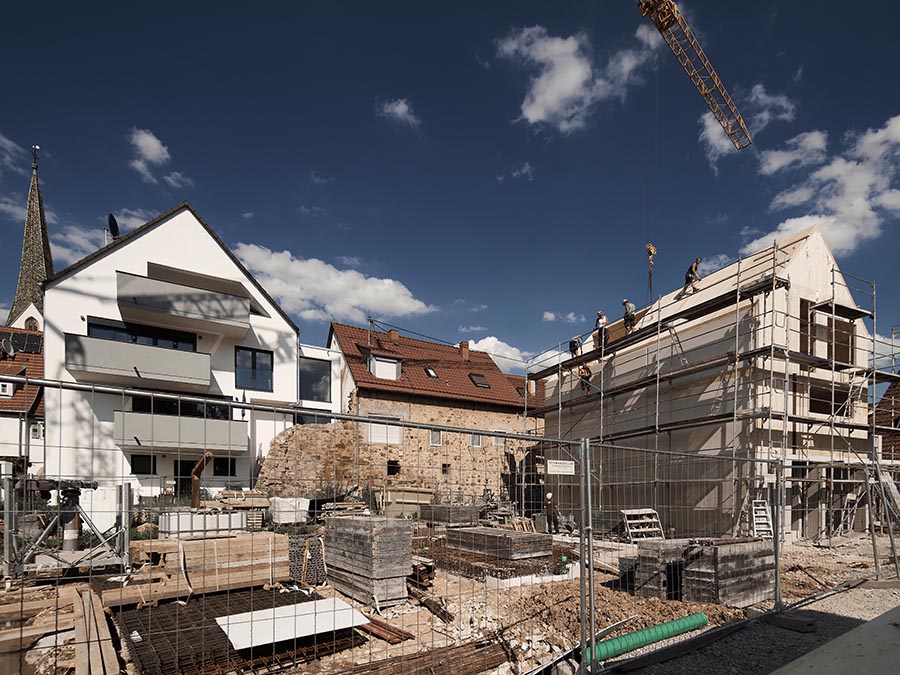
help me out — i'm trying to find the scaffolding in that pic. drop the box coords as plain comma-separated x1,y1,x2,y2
527,235,900,554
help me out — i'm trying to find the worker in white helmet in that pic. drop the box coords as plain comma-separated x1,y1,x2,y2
545,491,560,535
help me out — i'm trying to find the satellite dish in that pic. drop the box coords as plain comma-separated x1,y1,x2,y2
0,338,14,356
107,213,120,239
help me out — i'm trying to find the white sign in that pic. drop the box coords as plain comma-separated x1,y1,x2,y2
546,459,576,476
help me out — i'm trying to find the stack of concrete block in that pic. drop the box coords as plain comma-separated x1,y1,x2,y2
634,539,691,600
447,527,552,560
419,504,480,527
324,516,412,606
683,539,775,607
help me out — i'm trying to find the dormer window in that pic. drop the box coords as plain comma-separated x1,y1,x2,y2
0,382,14,398
469,373,490,389
368,354,401,380
424,367,438,379
516,386,526,397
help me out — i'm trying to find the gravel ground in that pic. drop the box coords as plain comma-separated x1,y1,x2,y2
622,586,900,675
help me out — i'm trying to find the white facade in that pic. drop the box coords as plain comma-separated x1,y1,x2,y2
41,205,300,528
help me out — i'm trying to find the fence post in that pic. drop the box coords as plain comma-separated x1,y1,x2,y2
774,459,784,611
578,441,588,674
583,438,598,672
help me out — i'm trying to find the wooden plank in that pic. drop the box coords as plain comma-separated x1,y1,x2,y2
0,617,76,654
80,592,103,675
86,590,118,675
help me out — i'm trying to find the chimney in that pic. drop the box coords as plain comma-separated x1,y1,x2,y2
388,328,399,343
459,341,470,361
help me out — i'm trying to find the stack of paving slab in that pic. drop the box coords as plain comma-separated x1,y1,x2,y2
419,504,480,527
324,516,412,606
447,527,552,560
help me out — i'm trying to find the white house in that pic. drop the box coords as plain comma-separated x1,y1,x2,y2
41,202,301,528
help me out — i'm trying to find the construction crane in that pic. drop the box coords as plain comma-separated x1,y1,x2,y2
638,0,752,149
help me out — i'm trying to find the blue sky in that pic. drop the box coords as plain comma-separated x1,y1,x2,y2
2,2,900,372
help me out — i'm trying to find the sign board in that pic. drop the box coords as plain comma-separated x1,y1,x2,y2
546,459,576,476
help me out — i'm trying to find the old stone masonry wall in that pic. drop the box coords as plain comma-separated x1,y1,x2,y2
257,399,541,503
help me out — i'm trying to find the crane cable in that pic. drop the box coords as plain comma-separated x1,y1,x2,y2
646,57,661,303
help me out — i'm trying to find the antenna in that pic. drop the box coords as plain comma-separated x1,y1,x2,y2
107,213,121,239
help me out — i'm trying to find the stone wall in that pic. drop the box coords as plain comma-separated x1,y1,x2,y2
257,395,543,504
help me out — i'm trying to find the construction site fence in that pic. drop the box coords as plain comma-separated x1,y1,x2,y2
0,374,897,675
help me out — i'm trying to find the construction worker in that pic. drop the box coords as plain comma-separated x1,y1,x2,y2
593,310,609,351
578,363,592,396
545,491,560,534
568,335,582,358
679,257,703,298
622,298,637,335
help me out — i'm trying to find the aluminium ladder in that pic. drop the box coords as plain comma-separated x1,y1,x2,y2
751,500,774,539
621,509,665,542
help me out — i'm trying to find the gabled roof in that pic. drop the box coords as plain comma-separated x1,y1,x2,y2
329,323,532,410
0,328,44,418
45,201,298,333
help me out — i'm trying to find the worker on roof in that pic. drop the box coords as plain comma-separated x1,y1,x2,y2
568,335,582,358
622,299,637,335
593,310,609,351
678,257,703,299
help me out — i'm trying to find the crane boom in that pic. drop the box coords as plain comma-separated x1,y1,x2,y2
639,0,752,150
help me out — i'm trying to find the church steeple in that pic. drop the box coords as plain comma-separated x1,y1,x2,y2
6,145,54,327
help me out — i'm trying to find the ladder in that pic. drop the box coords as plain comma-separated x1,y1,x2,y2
752,500,773,539
621,508,665,542
667,325,688,366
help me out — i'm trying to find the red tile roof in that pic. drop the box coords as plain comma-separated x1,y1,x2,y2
873,380,900,461
0,328,44,417
329,323,531,410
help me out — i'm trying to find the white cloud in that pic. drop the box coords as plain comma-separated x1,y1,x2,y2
497,161,535,183
299,204,327,217
336,255,363,267
111,207,155,230
700,84,796,172
0,133,28,178
0,300,9,318
745,115,900,257
467,336,533,374
242,211,255,219
377,99,421,129
758,130,828,175
793,65,804,82
234,243,437,323
126,127,192,187
458,324,487,333
162,171,194,189
697,253,733,276
496,24,662,134
542,310,584,323
310,171,334,185
0,193,59,225
51,225,107,266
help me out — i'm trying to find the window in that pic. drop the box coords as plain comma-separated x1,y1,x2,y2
493,430,508,448
430,429,443,447
30,422,44,440
213,457,237,477
470,433,482,447
299,357,332,402
24,317,38,331
424,367,438,379
809,384,850,416
0,382,13,398
235,346,274,391
516,386,526,397
295,413,332,425
442,463,451,475
368,355,401,380
131,395,230,420
469,373,490,389
87,319,196,351
387,460,401,476
367,416,402,445
827,318,855,364
131,454,157,475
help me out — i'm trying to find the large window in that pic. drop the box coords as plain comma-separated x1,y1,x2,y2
368,355,401,380
809,384,850,416
130,454,157,475
131,395,230,420
213,457,237,477
235,346,273,391
88,319,196,351
299,357,331,402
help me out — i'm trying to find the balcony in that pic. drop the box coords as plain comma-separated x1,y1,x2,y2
65,334,211,392
117,271,251,337
114,411,248,453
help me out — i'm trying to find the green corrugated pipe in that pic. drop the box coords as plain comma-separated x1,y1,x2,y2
583,612,708,662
